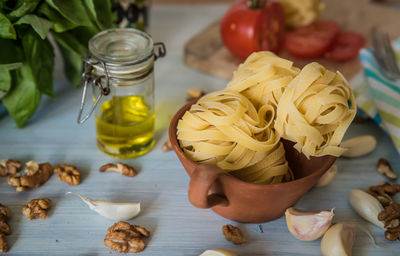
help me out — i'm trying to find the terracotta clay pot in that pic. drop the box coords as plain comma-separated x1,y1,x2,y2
169,102,336,223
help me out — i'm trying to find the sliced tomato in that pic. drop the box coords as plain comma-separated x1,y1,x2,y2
284,21,340,58
326,31,366,61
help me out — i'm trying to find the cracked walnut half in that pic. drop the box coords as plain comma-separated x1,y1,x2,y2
99,162,137,177
378,202,400,241
0,233,8,253
8,162,53,192
0,204,11,253
104,221,150,253
22,198,52,220
0,159,21,177
222,224,246,245
54,164,81,185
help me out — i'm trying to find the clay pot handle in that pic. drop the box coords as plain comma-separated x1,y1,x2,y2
188,164,229,209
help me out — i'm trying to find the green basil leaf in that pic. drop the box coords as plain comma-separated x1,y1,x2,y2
0,38,24,68
53,31,88,87
22,29,54,97
68,26,98,48
46,0,93,27
7,0,41,20
0,69,11,92
37,2,78,33
0,12,16,39
3,63,41,128
84,0,113,30
53,31,87,56
15,14,53,39
58,43,82,87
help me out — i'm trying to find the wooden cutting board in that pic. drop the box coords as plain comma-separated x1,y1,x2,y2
184,0,400,81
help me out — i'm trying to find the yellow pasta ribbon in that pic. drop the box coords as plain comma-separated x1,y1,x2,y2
274,62,356,158
177,90,291,184
226,51,300,109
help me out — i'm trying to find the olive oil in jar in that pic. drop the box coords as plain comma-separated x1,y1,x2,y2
78,28,165,158
96,95,155,158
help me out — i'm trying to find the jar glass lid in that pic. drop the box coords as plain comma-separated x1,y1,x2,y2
89,28,154,65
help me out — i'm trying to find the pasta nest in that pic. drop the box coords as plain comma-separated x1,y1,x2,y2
177,90,292,184
274,62,356,158
227,51,300,109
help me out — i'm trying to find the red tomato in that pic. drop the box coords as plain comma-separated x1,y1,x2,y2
220,0,285,60
284,21,340,58
325,31,366,61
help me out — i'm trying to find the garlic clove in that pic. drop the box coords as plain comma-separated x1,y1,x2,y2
348,189,384,229
285,207,334,241
67,192,140,221
340,135,376,158
321,222,356,256
316,165,338,187
199,249,237,256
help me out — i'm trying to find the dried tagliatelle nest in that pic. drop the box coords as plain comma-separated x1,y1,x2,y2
177,51,356,184
274,62,356,158
227,51,300,109
177,90,292,184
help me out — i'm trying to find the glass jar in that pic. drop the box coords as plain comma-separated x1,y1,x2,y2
78,28,165,159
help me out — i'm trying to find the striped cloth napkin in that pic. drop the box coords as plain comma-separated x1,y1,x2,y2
351,38,400,155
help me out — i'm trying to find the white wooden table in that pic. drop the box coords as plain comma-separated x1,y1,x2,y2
0,3,399,256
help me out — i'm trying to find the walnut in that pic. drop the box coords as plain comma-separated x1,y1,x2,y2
0,203,11,253
0,215,10,236
22,198,52,220
377,158,398,180
54,164,81,185
0,204,11,236
162,139,173,152
378,202,400,241
0,204,10,218
0,159,21,176
99,162,137,177
24,160,39,175
367,182,400,206
186,89,205,102
222,224,246,245
8,162,53,192
104,221,150,253
0,233,8,253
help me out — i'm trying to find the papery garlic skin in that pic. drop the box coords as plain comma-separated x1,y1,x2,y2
348,189,385,229
199,249,237,256
285,207,334,241
321,222,356,256
67,192,140,221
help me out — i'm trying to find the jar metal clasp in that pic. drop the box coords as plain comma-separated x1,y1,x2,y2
154,42,166,60
77,56,111,124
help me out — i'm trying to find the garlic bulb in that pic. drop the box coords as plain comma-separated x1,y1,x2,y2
67,192,140,221
285,207,334,241
348,189,384,229
321,222,356,256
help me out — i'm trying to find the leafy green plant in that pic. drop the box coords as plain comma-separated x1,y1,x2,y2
0,0,114,127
